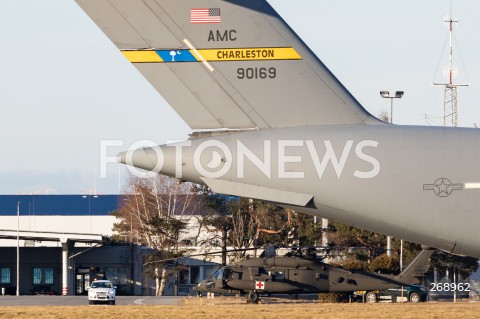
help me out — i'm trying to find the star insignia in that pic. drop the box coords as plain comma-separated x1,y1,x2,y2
424,178,463,198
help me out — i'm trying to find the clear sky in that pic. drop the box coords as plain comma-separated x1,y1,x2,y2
0,0,478,194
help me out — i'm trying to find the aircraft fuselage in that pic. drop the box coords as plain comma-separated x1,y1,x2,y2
120,124,480,257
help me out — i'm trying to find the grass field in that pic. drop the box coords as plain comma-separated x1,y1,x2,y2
1,299,480,319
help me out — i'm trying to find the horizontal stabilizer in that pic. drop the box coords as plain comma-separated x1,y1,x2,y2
201,177,313,206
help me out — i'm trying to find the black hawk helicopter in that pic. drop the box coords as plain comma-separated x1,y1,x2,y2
191,246,433,303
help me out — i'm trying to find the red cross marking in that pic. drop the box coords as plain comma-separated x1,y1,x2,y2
255,281,265,290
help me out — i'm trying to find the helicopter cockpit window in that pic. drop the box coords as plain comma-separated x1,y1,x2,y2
212,268,223,280
223,268,233,280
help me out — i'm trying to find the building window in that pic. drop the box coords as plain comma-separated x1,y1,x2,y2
33,268,54,285
33,268,41,284
190,266,201,285
178,265,220,285
1,268,10,284
179,268,189,285
203,266,219,280
44,268,54,284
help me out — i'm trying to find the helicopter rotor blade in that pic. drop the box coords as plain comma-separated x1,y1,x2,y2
143,244,338,265
143,247,260,265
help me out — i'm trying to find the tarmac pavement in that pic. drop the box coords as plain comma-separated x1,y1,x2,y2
0,295,184,306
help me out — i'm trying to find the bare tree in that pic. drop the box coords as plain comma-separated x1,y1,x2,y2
378,111,390,123
112,174,201,296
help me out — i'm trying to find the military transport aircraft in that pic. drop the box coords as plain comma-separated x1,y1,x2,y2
192,247,433,303
75,1,480,258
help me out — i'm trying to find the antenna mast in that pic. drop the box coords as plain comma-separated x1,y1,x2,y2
433,9,469,127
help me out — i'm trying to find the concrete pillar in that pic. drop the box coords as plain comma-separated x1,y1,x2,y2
61,241,69,296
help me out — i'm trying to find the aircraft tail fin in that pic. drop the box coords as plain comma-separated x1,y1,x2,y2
75,0,381,131
395,249,435,285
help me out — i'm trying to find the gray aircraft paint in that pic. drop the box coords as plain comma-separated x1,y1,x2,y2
75,0,480,257
117,125,480,257
74,0,379,129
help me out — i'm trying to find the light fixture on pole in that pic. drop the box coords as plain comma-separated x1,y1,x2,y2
380,91,404,123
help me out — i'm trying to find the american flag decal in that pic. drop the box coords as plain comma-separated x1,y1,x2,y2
190,8,221,24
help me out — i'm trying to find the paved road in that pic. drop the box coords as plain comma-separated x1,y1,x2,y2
0,295,184,306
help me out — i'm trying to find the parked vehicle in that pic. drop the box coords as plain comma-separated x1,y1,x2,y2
88,280,116,305
356,285,428,303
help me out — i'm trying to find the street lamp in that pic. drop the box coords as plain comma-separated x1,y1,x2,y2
380,90,404,123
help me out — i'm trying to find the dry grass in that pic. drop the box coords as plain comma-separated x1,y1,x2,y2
1,299,480,319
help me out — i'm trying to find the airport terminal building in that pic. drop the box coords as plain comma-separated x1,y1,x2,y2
0,195,219,296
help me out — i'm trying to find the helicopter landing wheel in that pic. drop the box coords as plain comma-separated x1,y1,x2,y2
365,291,377,303
247,291,260,304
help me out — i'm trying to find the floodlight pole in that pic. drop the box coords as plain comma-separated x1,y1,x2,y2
390,98,394,124
380,91,404,257
400,239,404,271
16,201,20,296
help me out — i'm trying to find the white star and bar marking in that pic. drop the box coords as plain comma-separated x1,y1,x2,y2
423,178,463,197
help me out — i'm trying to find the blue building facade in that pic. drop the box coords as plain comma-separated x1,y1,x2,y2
0,195,123,216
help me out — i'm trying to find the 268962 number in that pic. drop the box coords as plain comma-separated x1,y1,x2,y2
237,67,276,79
430,283,470,292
